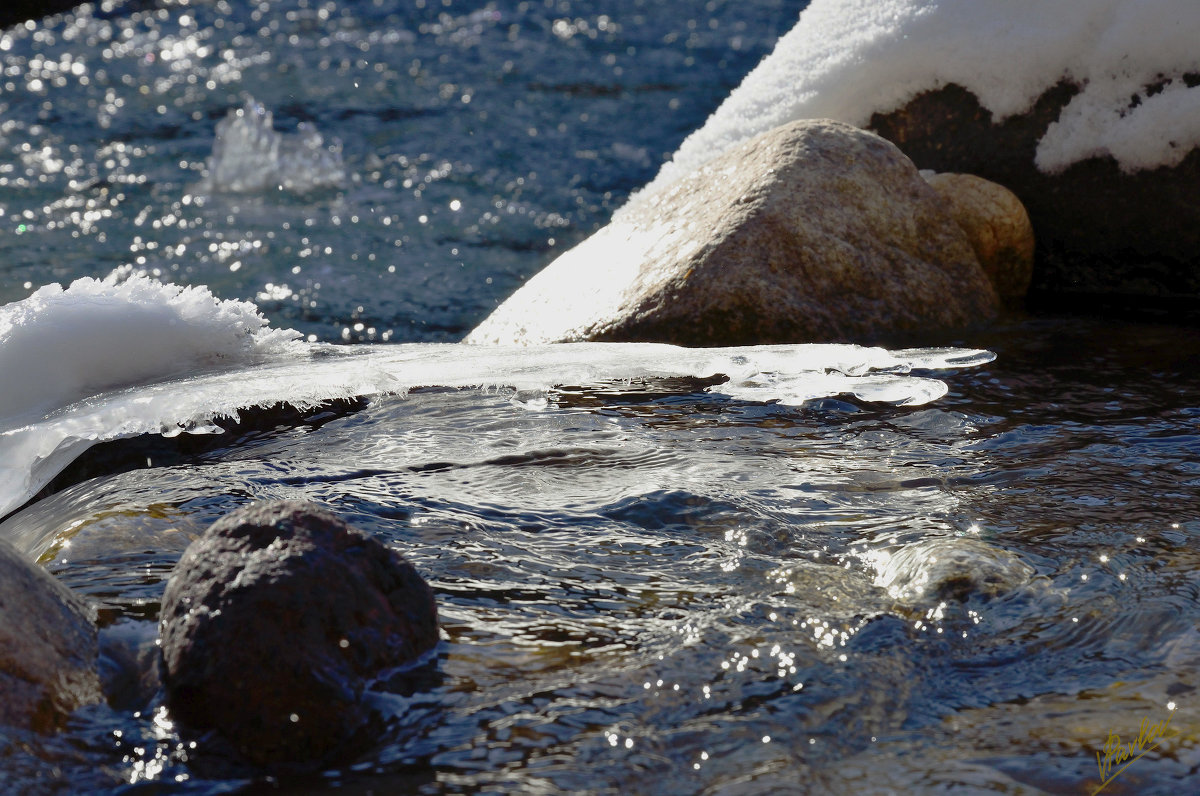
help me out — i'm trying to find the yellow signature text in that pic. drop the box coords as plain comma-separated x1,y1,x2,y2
1093,707,1177,794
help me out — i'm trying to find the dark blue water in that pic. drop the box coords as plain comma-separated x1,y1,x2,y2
0,0,802,342
3,2,1200,794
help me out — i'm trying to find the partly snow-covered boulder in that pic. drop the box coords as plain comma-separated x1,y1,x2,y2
468,119,999,346
474,0,1200,343
646,0,1200,303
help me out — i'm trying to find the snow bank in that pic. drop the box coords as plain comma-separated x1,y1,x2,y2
642,0,1200,194
0,276,302,426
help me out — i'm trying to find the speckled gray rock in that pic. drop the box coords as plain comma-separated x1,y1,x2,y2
0,537,101,731
874,536,1035,604
466,118,999,346
159,501,438,768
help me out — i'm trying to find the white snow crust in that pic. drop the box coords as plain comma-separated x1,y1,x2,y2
0,277,993,518
641,0,1200,197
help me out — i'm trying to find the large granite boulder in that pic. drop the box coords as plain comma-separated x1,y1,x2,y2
159,501,439,769
0,537,101,731
870,82,1200,304
467,119,1000,347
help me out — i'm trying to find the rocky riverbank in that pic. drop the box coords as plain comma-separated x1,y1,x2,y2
1,500,439,774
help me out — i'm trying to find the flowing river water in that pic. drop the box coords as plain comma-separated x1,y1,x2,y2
2,1,1199,793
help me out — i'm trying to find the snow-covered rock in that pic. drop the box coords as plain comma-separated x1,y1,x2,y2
468,119,999,346
872,84,1200,301
650,0,1200,187
651,0,1200,302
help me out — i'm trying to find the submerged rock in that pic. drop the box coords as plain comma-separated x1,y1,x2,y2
0,537,101,731
874,536,1035,605
159,500,438,769
922,172,1035,303
467,118,999,347
871,83,1200,304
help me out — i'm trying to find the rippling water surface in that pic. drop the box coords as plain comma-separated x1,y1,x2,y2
3,1,1200,794
0,0,802,341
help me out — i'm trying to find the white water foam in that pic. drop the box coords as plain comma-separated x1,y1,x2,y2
642,0,1200,193
0,278,993,519
199,99,346,194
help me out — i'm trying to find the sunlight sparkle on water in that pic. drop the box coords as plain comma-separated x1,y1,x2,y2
6,2,1200,793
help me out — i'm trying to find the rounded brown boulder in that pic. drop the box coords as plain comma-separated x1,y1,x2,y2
159,500,438,769
870,82,1200,305
922,171,1035,303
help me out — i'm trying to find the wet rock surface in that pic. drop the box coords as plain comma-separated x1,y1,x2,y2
159,500,439,769
0,537,101,732
468,118,998,347
870,82,1200,304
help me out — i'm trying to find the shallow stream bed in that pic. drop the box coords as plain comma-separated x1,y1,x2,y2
2,1,1199,793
